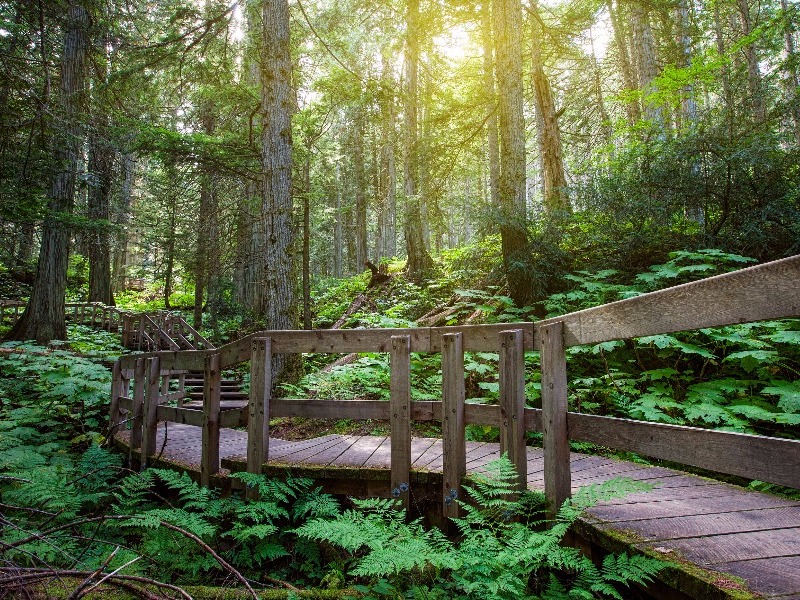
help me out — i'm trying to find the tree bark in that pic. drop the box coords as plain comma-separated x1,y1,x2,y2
530,2,569,214
780,0,800,142
402,0,434,280
8,4,89,343
607,0,641,125
631,1,663,127
737,0,766,123
87,113,114,305
112,152,135,293
493,0,531,307
354,108,368,269
481,1,500,212
258,0,296,377
379,49,397,259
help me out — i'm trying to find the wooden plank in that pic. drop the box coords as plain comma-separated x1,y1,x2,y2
596,506,800,541
140,356,161,469
363,436,392,468
410,438,442,469
218,328,431,367
589,492,799,522
201,352,222,486
441,332,466,518
499,329,527,490
305,435,361,466
390,335,412,510
247,338,271,485
108,361,124,434
271,398,390,420
330,436,385,467
430,322,535,352
652,527,800,565
540,321,571,517
129,358,146,452
567,412,800,489
270,435,345,463
712,556,800,598
535,254,800,347
156,406,204,427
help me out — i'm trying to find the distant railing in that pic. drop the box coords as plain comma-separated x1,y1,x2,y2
1,300,126,332
109,255,800,512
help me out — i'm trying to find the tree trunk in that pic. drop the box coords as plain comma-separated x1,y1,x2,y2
87,113,115,305
333,165,343,277
302,145,312,329
493,0,530,307
737,0,766,123
259,0,296,377
482,0,500,211
607,0,641,125
675,0,697,130
530,2,569,214
403,0,434,280
631,1,663,127
354,109,368,270
8,5,88,343
781,0,800,142
112,152,135,293
380,49,397,259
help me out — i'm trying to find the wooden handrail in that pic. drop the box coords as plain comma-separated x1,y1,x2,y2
109,254,800,512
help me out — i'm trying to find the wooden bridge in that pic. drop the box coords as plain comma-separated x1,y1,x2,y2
0,300,212,351
108,256,800,599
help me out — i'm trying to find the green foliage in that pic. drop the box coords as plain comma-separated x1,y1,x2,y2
297,456,664,599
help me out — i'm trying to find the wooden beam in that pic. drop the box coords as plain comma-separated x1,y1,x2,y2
108,361,124,435
247,338,272,494
431,322,535,352
536,254,800,348
540,321,571,518
129,358,146,453
499,329,527,491
568,412,800,489
201,352,222,486
390,335,412,510
140,356,161,469
441,332,466,519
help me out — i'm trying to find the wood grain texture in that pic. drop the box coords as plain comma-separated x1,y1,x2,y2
712,556,800,597
540,321,571,516
140,356,161,468
108,360,124,432
535,254,800,347
201,352,222,487
390,335,412,509
499,329,527,490
430,322,535,352
442,332,466,518
129,358,146,452
247,338,271,486
567,412,800,488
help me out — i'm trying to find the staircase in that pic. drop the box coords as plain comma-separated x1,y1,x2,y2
180,372,248,410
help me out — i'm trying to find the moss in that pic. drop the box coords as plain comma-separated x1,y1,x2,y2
572,518,760,600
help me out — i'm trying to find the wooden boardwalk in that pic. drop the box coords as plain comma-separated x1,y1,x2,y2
116,423,800,599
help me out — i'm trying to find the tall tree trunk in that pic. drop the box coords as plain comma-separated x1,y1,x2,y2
163,192,177,309
333,165,343,277
481,1,500,211
675,0,697,130
607,0,641,124
493,0,531,307
354,109,368,270
631,1,663,128
403,0,434,280
259,0,296,377
302,145,312,329
112,152,135,293
781,0,800,143
380,49,397,258
8,5,88,343
87,113,114,305
530,2,569,214
737,0,766,123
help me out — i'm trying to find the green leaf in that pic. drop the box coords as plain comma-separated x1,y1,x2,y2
761,381,800,413
723,350,779,373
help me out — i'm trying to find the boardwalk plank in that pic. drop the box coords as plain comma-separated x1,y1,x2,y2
650,527,800,564
597,506,800,540
711,557,800,598
363,437,392,468
330,436,385,467
412,439,443,469
591,494,800,522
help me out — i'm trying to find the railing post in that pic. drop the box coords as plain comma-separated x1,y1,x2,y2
109,360,124,436
442,332,466,519
499,329,527,491
540,321,571,518
137,316,145,351
201,351,222,486
121,314,129,347
390,335,411,511
247,338,272,499
140,356,161,469
129,358,146,462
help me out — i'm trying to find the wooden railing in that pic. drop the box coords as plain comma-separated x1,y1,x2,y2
109,255,800,512
1,299,211,352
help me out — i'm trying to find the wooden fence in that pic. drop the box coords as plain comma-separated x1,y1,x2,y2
109,255,800,512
